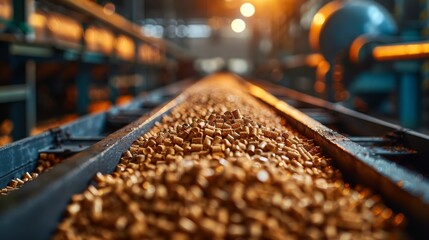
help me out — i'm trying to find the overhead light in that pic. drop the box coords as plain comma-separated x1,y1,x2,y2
231,19,246,33
240,3,255,17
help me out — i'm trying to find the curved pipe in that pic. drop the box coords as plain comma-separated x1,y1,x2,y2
372,41,429,61
309,1,343,52
349,36,371,64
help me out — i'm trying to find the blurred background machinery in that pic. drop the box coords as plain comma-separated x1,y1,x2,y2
0,0,428,145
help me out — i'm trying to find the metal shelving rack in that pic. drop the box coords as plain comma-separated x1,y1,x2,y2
0,0,191,141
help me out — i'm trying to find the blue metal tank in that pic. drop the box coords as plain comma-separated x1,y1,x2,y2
309,0,397,61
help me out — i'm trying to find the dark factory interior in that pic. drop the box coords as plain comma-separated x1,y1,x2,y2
0,0,429,239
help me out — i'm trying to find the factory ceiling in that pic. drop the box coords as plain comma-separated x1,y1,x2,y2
104,0,305,21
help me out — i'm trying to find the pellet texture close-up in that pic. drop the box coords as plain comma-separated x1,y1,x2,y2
0,153,63,195
53,81,406,240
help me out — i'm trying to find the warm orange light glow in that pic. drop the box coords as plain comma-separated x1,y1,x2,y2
349,36,368,64
139,44,164,64
231,19,246,33
248,84,300,117
0,0,12,20
88,101,112,113
248,85,280,107
313,13,325,26
309,1,342,51
47,14,83,42
317,60,330,77
314,81,326,93
115,35,135,60
29,13,47,29
116,95,133,105
85,26,115,54
314,60,330,94
373,42,429,61
240,3,255,17
305,53,324,67
103,3,115,15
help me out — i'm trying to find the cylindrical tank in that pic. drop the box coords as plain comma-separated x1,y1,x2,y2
309,0,397,61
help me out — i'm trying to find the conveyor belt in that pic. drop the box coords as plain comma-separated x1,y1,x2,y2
0,74,428,239
0,79,194,191
252,80,429,177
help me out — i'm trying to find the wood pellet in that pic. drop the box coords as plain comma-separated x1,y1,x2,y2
54,81,406,239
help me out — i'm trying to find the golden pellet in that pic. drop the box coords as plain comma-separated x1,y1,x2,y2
226,134,234,143
91,197,103,221
166,154,176,162
178,217,197,232
67,203,81,216
203,139,212,149
258,141,267,150
204,128,215,137
247,144,255,155
286,150,300,159
266,142,276,151
173,136,184,145
156,145,166,153
174,144,184,153
10,180,18,188
298,146,312,161
125,150,133,158
191,144,203,152
211,145,222,153
223,139,232,147
191,137,203,144
24,172,32,180
232,109,242,119
304,161,313,168
16,178,24,185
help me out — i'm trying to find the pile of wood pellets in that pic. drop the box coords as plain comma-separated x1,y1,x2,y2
54,82,406,239
0,153,63,195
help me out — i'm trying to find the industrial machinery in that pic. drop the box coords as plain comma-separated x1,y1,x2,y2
309,0,426,129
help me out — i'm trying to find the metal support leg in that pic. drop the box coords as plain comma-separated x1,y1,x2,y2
25,60,36,136
10,62,26,140
399,73,421,129
108,64,119,104
325,63,334,102
11,0,33,34
10,101,26,140
76,64,91,115
146,69,155,90
394,61,422,129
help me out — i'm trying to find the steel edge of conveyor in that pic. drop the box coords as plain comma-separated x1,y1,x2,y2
0,78,196,188
251,79,429,176
0,94,186,239
245,81,429,235
0,79,197,239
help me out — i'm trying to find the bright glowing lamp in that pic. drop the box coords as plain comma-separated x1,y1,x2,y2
231,19,246,33
240,3,255,17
